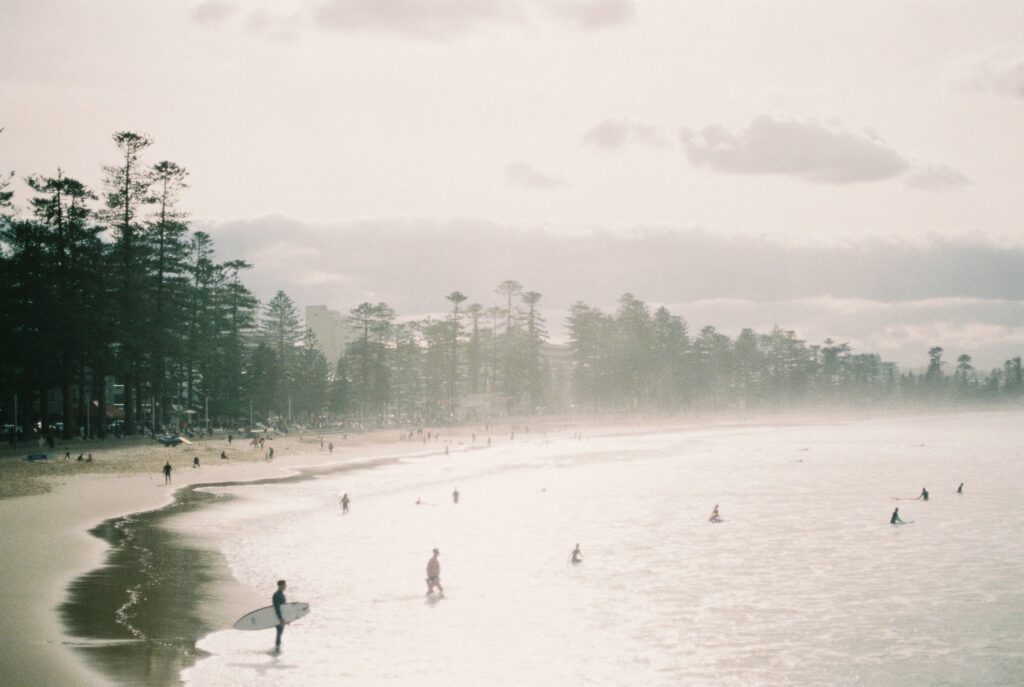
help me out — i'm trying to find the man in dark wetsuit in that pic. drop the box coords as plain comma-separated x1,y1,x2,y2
273,579,288,649
957,482,963,494
918,487,929,501
890,507,903,524
341,493,350,513
163,461,172,484
570,543,583,564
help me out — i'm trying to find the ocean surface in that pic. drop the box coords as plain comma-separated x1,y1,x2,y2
167,412,1023,686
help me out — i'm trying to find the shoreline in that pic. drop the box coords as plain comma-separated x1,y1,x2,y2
2,407,1014,686
0,428,461,686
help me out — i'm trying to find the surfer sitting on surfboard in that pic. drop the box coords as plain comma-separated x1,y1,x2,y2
709,504,722,523
570,543,583,564
273,580,288,650
890,507,905,524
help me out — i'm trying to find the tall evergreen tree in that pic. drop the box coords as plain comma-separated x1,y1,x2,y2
103,131,153,433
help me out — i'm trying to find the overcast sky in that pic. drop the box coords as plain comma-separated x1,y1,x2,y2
2,1,1023,369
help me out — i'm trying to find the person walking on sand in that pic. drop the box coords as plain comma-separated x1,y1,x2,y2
426,549,444,597
341,493,350,514
452,487,459,504
273,579,288,650
570,543,583,564
890,507,904,524
163,461,172,484
328,441,334,454
193,456,200,468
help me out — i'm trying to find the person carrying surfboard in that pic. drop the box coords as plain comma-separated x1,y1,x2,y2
890,507,904,524
426,549,444,597
273,579,288,649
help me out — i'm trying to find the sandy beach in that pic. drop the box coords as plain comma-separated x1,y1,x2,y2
0,425,489,686
1,407,1015,686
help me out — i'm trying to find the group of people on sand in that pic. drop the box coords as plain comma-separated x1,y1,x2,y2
890,483,963,524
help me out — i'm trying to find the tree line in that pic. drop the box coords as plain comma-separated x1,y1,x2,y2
1,131,1021,441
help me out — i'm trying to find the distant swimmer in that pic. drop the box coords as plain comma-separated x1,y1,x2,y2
273,579,288,650
957,482,963,495
452,487,459,504
709,504,722,523
341,493,350,513
425,549,444,597
918,487,929,501
570,543,583,564
890,507,904,524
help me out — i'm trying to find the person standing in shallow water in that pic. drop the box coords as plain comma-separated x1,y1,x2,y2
891,507,904,524
340,493,350,513
452,487,459,504
426,549,444,597
273,579,288,650
709,504,722,523
957,482,964,494
918,487,929,501
163,461,172,484
570,543,583,564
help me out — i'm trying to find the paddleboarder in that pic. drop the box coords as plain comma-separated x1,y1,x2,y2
273,579,288,649
426,549,444,597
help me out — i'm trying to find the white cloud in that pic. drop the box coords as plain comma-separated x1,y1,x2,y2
955,47,1024,98
583,118,668,150
504,161,564,189
190,0,238,26
547,0,635,29
679,115,910,184
311,0,521,40
906,164,972,190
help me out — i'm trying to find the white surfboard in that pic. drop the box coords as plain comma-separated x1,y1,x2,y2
232,602,310,631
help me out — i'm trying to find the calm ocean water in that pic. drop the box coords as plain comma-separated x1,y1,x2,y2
172,412,1024,686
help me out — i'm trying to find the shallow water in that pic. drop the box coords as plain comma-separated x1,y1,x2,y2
174,412,1024,686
